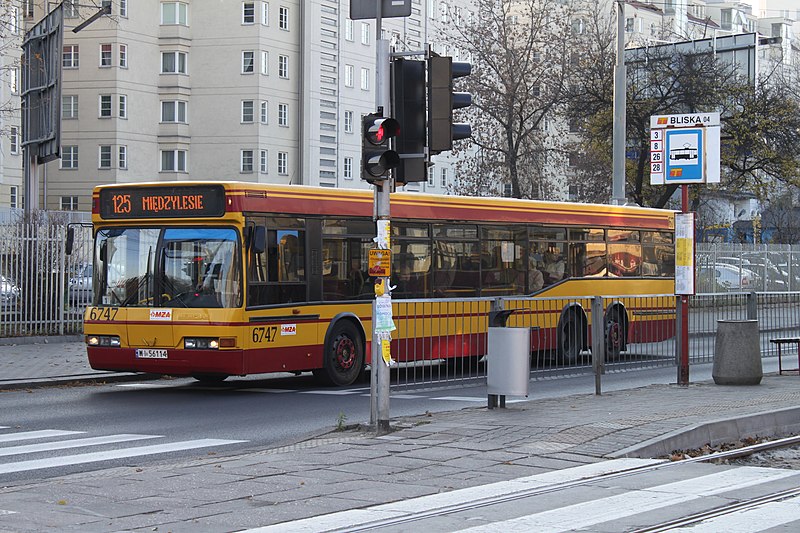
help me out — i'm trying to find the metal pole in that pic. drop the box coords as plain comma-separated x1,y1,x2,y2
678,184,690,385
370,5,392,435
591,296,604,395
611,0,627,205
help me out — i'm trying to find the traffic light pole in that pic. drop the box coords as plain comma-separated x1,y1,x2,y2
369,7,392,435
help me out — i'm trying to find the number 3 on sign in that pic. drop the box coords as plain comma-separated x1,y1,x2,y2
651,129,663,141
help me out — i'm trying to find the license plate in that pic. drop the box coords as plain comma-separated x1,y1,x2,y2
136,349,168,359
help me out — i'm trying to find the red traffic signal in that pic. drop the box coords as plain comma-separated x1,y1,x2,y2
362,113,400,181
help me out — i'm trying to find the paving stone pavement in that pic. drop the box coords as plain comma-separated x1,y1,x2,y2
0,338,799,531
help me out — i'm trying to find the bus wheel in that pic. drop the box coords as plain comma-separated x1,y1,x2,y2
191,373,228,384
605,311,625,361
314,321,364,387
559,314,582,364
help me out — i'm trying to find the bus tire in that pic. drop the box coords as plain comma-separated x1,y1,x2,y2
605,310,626,361
558,313,583,364
314,321,364,387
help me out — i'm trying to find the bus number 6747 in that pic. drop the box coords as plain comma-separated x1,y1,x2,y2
252,326,278,343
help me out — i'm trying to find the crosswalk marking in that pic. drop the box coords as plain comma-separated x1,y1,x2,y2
237,388,297,393
0,509,17,515
0,430,84,443
457,467,800,533
0,438,246,475
0,434,161,457
431,396,486,402
668,497,800,532
241,458,662,533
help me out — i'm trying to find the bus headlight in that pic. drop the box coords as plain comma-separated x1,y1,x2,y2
184,338,219,350
86,335,120,347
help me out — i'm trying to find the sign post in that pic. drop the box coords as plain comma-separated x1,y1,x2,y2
650,113,718,386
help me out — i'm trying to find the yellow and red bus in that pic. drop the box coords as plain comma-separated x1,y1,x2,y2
78,181,675,386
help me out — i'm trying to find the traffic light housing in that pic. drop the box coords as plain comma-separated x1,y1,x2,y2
361,113,400,183
428,55,472,154
392,58,427,184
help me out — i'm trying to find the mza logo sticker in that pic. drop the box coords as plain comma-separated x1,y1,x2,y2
149,309,173,321
281,324,297,336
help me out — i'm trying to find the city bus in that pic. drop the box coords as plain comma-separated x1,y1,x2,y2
74,182,675,386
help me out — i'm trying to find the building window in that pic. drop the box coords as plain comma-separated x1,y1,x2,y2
441,167,448,188
100,43,112,67
10,186,18,209
63,0,79,18
345,19,353,41
119,146,128,169
119,44,127,68
278,103,288,127
261,51,269,74
99,95,112,118
260,101,268,123
118,95,127,119
241,150,254,172
243,2,255,23
23,0,34,18
61,196,79,211
262,1,269,25
161,51,187,73
278,55,288,78
361,22,370,45
242,51,255,73
9,127,18,154
99,145,113,169
277,151,288,175
61,146,78,169
279,6,288,30
260,149,268,173
10,68,18,94
160,149,187,172
360,68,370,90
427,165,435,186
120,0,128,17
63,45,79,68
344,110,353,133
161,100,187,122
344,64,354,87
344,157,353,180
241,100,254,123
161,2,188,25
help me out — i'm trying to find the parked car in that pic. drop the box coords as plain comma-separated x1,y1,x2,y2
0,276,20,315
68,263,93,305
703,263,757,291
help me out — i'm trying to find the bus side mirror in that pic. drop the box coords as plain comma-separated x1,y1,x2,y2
99,241,107,262
65,227,75,256
252,226,266,254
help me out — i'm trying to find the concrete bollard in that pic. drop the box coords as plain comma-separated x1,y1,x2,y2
713,319,762,385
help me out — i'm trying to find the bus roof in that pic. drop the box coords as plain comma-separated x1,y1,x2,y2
93,181,674,230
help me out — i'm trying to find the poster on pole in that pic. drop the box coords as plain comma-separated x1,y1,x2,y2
675,213,695,295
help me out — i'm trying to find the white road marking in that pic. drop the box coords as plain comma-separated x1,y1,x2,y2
668,495,800,532
0,434,161,457
237,388,298,393
0,439,247,475
0,430,84,443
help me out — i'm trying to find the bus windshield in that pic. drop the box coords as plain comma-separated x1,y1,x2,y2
95,227,241,308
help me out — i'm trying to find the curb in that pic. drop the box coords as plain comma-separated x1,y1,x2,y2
611,405,800,458
0,372,162,391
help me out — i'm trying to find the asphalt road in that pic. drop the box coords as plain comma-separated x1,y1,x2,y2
0,359,779,484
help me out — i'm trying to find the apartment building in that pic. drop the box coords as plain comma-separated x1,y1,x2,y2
1,2,23,211
8,0,469,212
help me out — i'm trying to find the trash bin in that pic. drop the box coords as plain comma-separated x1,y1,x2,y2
713,319,762,385
487,309,531,408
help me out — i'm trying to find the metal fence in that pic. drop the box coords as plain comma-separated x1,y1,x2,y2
0,221,92,337
697,244,800,292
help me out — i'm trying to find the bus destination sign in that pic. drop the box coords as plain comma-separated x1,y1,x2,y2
99,185,227,219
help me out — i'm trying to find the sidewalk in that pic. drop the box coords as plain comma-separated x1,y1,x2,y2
0,338,799,532
0,336,140,388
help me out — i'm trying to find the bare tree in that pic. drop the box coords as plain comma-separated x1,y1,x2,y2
451,0,578,199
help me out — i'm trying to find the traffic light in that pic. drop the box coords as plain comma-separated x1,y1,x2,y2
428,55,472,154
361,113,400,183
391,58,427,184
